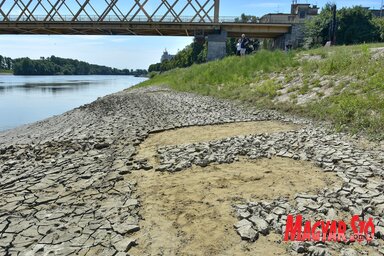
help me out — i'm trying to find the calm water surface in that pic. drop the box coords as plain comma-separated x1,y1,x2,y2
0,75,147,131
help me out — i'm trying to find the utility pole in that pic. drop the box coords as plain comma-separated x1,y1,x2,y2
381,0,383,17
330,4,337,45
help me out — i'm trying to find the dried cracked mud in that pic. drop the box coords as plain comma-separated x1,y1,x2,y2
0,86,383,256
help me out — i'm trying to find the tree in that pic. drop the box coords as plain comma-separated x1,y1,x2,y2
304,4,334,47
148,39,207,72
234,13,258,23
372,17,384,41
305,5,380,47
11,56,144,76
337,6,379,44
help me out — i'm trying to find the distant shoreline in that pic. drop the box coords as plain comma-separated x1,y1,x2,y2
0,73,148,77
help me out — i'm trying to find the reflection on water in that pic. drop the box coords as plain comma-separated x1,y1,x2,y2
0,75,147,131
0,81,96,94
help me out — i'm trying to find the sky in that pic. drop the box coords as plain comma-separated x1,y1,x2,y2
0,0,383,70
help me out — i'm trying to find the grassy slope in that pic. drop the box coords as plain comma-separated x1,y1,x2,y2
138,43,384,140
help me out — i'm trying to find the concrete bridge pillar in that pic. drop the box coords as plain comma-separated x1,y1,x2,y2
206,30,227,61
274,24,305,50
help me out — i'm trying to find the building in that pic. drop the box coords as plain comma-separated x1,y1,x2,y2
368,9,383,18
160,49,175,62
260,1,319,24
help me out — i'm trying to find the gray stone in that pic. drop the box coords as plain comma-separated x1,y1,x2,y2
248,216,269,235
238,211,251,219
272,207,286,216
112,224,140,235
291,242,306,253
234,219,253,229
308,245,330,256
125,199,139,207
340,248,358,256
94,143,110,150
113,237,137,252
265,213,276,224
236,225,259,242
326,208,337,220
375,225,384,239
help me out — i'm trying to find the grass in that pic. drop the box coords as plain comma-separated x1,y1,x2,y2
137,43,384,140
0,69,12,74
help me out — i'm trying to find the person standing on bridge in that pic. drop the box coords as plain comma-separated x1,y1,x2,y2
240,34,249,56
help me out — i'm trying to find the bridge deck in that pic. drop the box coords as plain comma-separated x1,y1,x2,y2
0,22,291,38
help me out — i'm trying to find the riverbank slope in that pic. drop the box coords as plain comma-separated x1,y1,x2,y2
140,43,384,140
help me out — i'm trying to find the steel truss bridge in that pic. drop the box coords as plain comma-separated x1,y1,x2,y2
0,0,291,38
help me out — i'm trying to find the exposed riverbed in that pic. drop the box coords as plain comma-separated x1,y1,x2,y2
0,86,383,255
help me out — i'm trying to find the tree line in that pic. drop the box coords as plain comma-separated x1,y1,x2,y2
149,39,207,73
0,55,147,76
305,5,384,47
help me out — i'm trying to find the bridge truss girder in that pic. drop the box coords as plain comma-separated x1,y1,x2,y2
0,21,291,38
0,0,219,23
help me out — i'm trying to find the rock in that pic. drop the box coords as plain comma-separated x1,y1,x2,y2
112,224,140,235
326,208,337,220
265,213,276,224
156,164,169,172
125,199,139,207
119,170,131,175
272,207,286,216
308,245,330,256
291,242,306,253
113,237,137,252
374,225,384,239
234,219,253,229
340,248,358,256
236,225,259,242
238,210,251,219
94,143,110,150
248,216,269,235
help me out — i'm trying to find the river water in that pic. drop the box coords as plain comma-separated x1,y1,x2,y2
0,75,147,131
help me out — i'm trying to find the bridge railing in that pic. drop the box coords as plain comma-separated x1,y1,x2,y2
1,15,217,23
0,15,295,24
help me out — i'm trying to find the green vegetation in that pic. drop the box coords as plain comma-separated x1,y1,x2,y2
149,13,260,73
0,55,13,71
305,5,382,47
143,50,297,94
234,13,259,23
12,56,147,76
1,54,147,76
149,40,207,73
372,17,384,41
143,6,384,139
138,43,384,140
0,69,12,74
